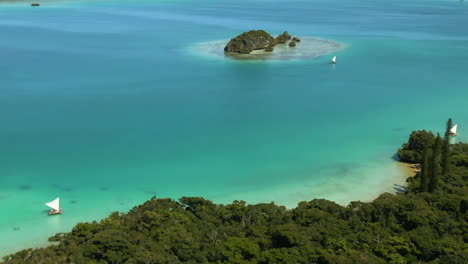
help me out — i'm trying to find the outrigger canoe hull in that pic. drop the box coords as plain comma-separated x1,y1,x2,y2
48,210,63,215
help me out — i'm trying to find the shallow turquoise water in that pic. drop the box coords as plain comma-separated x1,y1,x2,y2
1,0,468,256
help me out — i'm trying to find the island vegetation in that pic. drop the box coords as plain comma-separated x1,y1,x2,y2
2,119,467,264
264,45,274,52
224,30,300,54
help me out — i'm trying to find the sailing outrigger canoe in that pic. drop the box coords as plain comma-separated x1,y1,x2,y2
450,124,458,136
45,197,63,215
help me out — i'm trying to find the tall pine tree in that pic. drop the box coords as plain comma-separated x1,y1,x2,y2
429,134,442,193
441,118,452,174
419,149,430,192
444,118,453,138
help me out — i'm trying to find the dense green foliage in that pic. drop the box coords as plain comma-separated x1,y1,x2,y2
419,150,430,193
224,30,275,54
292,37,301,42
264,45,274,52
428,134,442,193
224,30,299,54
3,123,467,264
398,130,435,163
274,31,292,44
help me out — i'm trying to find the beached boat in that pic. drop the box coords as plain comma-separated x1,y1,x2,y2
331,56,336,64
450,124,458,136
45,197,63,215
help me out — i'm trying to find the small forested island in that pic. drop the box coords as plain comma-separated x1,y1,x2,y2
224,30,300,54
2,119,467,264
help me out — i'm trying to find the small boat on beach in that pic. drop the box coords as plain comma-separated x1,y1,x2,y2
45,197,63,215
331,56,336,64
450,124,458,136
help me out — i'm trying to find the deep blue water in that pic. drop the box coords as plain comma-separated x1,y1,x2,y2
0,0,467,256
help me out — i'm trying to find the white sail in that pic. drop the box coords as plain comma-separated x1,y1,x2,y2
45,197,60,211
450,124,458,135
332,56,336,64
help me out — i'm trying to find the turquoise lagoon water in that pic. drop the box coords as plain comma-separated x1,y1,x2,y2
1,0,468,256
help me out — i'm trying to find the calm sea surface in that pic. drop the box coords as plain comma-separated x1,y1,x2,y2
0,0,467,256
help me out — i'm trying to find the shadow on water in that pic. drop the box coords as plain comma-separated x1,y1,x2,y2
63,187,73,192
100,187,109,191
144,190,157,195
70,200,77,204
18,185,31,191
42,209,51,216
12,227,20,231
315,162,362,176
393,184,407,194
334,163,360,176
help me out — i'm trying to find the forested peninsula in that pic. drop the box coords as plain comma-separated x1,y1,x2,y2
2,120,467,264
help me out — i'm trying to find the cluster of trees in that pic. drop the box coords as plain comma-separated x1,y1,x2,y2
224,30,298,54
2,121,467,264
399,119,455,193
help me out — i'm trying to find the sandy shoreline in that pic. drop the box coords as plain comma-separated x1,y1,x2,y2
397,161,421,178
